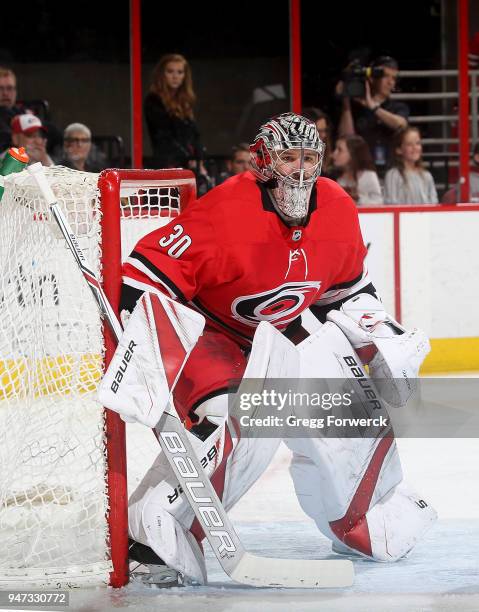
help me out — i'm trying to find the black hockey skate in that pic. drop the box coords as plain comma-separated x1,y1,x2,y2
129,538,182,587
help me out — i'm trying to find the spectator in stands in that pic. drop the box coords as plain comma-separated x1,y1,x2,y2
0,66,62,156
144,54,203,168
144,53,212,194
441,141,479,204
54,122,106,172
302,107,334,177
331,134,383,205
0,66,23,152
337,56,409,171
2,114,54,167
384,127,438,205
216,143,251,184
228,142,251,175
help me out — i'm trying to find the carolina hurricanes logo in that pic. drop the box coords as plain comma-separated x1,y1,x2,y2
231,281,321,328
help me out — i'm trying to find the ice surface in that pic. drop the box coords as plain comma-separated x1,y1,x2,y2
63,437,478,611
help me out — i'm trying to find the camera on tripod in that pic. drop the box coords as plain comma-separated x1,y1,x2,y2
341,60,385,98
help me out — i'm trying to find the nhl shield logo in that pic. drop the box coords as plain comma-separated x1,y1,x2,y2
292,229,302,242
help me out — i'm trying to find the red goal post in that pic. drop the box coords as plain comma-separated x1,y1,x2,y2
101,169,196,587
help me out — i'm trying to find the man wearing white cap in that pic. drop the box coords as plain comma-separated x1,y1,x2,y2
6,113,54,167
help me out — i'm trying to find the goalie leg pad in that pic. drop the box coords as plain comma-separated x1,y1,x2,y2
128,405,234,584
130,499,207,585
290,322,401,525
129,400,232,513
129,323,299,581
288,437,436,561
286,435,403,541
288,323,435,560
224,322,300,511
332,481,437,562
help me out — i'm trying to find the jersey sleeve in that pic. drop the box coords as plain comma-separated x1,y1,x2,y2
121,203,227,307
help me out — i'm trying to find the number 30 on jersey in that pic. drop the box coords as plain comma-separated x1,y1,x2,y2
158,224,192,258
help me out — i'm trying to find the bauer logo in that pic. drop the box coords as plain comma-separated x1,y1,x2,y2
160,431,237,557
110,340,137,394
342,354,382,411
167,445,218,504
69,233,86,260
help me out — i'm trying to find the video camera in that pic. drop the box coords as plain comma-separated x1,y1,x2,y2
341,60,385,98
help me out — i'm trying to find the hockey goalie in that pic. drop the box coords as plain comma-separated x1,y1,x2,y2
98,112,436,586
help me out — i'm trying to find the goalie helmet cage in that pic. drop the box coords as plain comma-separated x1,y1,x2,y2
0,167,196,588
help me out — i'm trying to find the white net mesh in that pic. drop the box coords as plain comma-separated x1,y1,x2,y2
0,166,189,586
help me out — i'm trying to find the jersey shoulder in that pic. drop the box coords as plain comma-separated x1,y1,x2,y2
308,177,361,244
315,176,358,215
198,171,259,208
194,171,267,235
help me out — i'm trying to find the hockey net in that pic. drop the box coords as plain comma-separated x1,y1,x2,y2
0,166,196,587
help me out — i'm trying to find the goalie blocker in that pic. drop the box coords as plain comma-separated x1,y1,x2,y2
99,291,436,584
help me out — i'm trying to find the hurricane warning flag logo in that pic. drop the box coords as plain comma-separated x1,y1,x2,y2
231,281,321,328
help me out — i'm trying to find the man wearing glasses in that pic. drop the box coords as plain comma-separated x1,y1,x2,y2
55,123,106,172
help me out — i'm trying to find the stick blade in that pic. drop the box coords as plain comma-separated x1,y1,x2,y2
229,553,354,588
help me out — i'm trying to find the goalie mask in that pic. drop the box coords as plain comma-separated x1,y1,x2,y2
250,113,324,222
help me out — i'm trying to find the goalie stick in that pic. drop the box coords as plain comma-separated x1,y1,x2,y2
27,162,354,588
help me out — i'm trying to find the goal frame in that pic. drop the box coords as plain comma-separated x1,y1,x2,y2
99,168,196,587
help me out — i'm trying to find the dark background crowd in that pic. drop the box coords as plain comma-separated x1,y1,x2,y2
0,0,479,204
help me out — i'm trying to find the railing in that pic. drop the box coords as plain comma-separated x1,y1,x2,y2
391,69,479,149
389,68,479,193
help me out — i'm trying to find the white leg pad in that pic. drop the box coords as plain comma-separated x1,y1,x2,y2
131,502,207,584
128,401,232,585
362,481,437,561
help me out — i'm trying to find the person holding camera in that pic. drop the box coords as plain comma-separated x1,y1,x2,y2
337,56,409,171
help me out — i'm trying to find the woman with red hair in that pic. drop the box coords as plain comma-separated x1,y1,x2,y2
144,54,204,170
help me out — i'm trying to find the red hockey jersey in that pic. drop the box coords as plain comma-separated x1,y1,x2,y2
122,172,367,346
